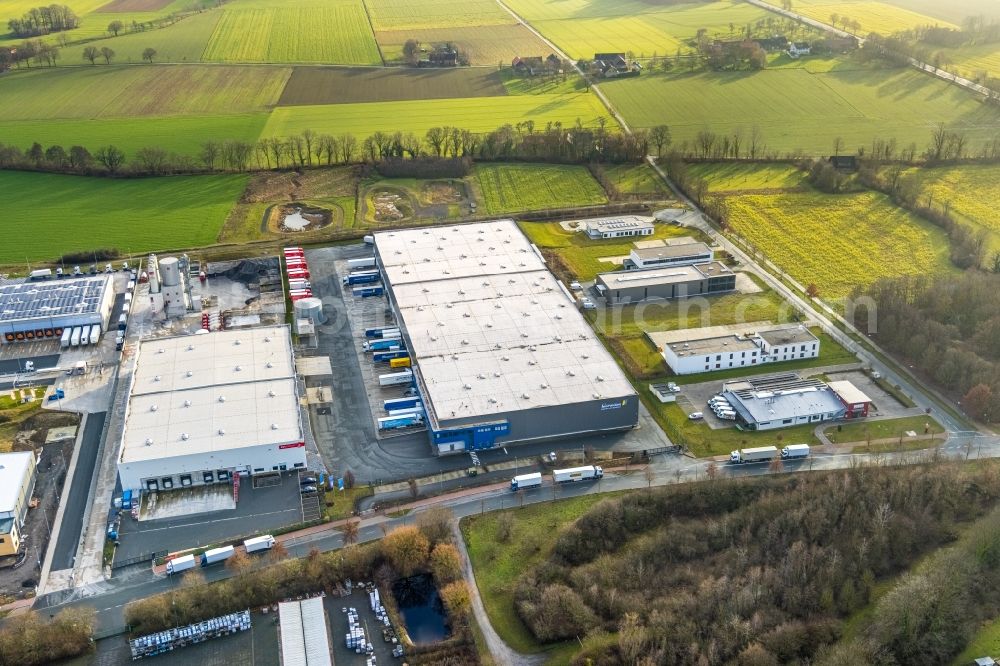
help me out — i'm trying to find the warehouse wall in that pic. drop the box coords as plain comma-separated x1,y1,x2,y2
117,443,307,491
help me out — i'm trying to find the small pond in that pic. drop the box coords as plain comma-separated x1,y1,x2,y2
282,208,310,230
391,573,450,645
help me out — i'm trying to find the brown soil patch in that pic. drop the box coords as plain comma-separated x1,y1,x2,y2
266,203,332,234
96,0,173,12
422,180,465,204
370,189,413,222
277,66,506,106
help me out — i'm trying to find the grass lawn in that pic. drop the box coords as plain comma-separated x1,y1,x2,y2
324,486,373,521
475,164,607,216
0,171,247,265
603,163,672,195
262,93,610,141
824,415,944,445
602,62,1000,156
461,493,618,654
518,219,709,280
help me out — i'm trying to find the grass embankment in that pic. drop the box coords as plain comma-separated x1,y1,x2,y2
461,494,616,655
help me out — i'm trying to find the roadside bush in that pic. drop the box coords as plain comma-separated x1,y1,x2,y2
516,582,597,641
0,607,95,665
59,248,118,264
381,526,430,577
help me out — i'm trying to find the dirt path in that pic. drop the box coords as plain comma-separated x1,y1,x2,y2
452,522,544,666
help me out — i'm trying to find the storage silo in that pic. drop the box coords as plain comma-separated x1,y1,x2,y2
293,297,326,328
159,257,181,287
147,254,160,293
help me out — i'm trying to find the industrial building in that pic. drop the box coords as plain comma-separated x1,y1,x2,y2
623,240,713,270
721,374,846,431
596,261,735,305
117,325,306,492
0,451,37,557
373,220,638,454
583,216,654,239
652,324,820,375
278,597,332,666
0,275,114,344
829,380,872,418
147,254,194,318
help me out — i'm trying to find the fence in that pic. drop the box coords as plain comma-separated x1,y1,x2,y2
112,550,167,570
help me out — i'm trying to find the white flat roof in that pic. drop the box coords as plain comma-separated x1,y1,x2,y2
131,326,294,395
597,262,731,289
279,597,332,666
0,275,111,323
828,380,872,404
375,221,634,424
121,378,301,463
0,451,34,513
121,325,301,463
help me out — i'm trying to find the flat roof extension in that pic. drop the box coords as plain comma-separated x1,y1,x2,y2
631,242,712,260
597,261,731,289
758,325,818,346
0,276,111,324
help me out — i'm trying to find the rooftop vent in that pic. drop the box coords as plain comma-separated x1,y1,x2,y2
566,370,575,377
218,428,225,436
494,372,501,378
144,438,153,446
271,424,278,430
528,360,537,366
477,373,486,379
593,393,602,399
235,340,242,345
150,405,158,412
463,383,472,390
234,365,242,372
181,433,189,441
596,375,605,382
540,383,548,389
153,375,161,382
218,395,226,403
501,356,509,361
157,348,164,354
187,345,194,351
488,397,498,404
521,393,530,400
264,336,271,342
186,370,193,377
461,339,469,345
266,361,273,368
268,390,275,397
183,400,191,407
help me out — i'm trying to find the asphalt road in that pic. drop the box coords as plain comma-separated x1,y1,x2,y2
50,411,106,572
0,353,60,374
32,438,1000,635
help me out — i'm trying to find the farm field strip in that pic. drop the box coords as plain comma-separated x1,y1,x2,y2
475,164,606,215
363,0,514,30
55,9,221,64
903,165,1000,241
759,0,956,33
276,67,507,106
884,0,1000,24
202,3,381,64
262,94,611,140
0,66,290,120
375,24,551,65
0,171,248,263
725,191,954,296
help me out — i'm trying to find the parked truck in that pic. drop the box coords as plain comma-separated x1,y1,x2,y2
29,268,52,281
343,271,380,286
353,286,384,298
79,327,90,346
389,357,412,369
781,444,810,459
378,414,424,430
384,397,420,411
243,535,275,554
201,545,235,566
60,328,72,349
166,554,196,576
365,327,400,339
372,350,408,363
510,473,543,491
379,370,413,387
729,446,779,464
553,466,604,483
70,327,82,347
387,406,423,417
348,256,376,270
364,339,403,352
89,324,101,345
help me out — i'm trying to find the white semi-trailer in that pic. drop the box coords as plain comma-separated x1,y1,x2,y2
89,324,101,345
730,446,779,464
60,328,72,348
378,370,413,387
243,535,275,554
201,545,235,566
166,554,196,575
70,327,82,347
781,444,811,459
510,473,543,491
552,466,604,483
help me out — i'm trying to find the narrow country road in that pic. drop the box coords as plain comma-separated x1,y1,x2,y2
452,522,543,666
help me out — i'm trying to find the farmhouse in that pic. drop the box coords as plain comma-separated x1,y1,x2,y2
592,52,639,78
721,374,846,431
419,46,458,67
372,221,638,454
753,36,789,51
788,42,811,57
828,380,872,418
583,216,654,239
650,323,820,375
596,261,735,305
624,239,713,270
512,55,560,75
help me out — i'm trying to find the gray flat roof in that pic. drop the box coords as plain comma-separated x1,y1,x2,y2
758,325,818,346
597,261,731,289
0,276,111,323
375,221,635,424
667,335,758,356
631,242,711,260
726,385,845,424
584,215,653,233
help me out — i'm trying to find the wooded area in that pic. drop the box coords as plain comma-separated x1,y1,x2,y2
512,463,1000,664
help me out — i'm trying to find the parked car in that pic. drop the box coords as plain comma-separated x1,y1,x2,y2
569,281,582,291
667,382,680,392
688,412,704,420
300,476,317,485
300,485,317,494
581,299,597,310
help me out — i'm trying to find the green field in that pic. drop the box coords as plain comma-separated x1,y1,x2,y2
760,0,955,33
694,163,955,297
502,0,772,59
475,164,606,216
886,0,1000,23
0,113,268,157
56,9,222,63
602,163,672,195
202,2,381,64
365,0,514,30
0,66,290,120
262,93,611,141
375,23,551,65
0,171,247,263
603,62,1000,156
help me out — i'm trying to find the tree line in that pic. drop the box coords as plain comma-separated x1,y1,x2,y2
853,272,1000,422
510,463,1000,664
7,4,79,38
0,120,668,177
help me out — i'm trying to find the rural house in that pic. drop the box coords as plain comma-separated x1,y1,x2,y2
788,42,811,57
545,53,562,70
512,56,545,74
420,46,458,67
592,52,639,78
753,36,789,51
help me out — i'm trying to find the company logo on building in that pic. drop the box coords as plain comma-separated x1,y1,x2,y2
279,441,305,449
600,399,628,411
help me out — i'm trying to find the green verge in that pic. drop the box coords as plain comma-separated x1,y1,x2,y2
461,494,619,655
824,415,944,445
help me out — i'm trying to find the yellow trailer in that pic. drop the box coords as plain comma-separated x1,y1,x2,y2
390,357,411,368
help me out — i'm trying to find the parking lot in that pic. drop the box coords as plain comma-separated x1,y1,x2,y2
113,472,305,562
826,369,913,417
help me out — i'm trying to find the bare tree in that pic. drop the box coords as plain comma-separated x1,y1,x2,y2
100,46,115,64
82,46,98,64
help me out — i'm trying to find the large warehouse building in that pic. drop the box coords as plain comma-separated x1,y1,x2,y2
0,275,115,344
374,220,638,454
117,325,306,492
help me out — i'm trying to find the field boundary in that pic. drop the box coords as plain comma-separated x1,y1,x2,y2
360,0,387,66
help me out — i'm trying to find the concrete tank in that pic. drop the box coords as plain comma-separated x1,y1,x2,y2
148,254,160,292
293,297,327,326
159,257,181,287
